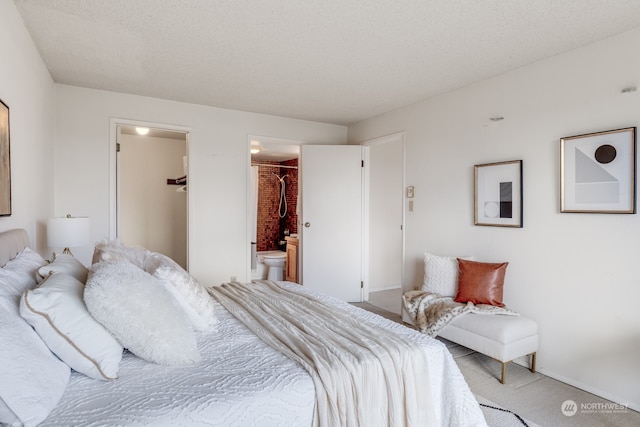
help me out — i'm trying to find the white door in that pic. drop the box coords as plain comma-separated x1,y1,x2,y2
301,145,363,302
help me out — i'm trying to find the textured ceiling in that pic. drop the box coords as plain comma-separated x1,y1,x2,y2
14,0,640,125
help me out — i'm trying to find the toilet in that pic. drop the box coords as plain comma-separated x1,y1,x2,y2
263,253,286,281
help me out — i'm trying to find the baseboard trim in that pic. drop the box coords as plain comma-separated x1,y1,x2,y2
535,367,639,412
369,286,402,292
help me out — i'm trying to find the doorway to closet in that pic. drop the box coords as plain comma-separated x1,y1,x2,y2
111,121,190,269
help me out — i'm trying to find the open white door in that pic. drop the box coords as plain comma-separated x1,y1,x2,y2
301,145,363,302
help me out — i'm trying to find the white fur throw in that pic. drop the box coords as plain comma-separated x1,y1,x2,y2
84,261,201,366
403,290,519,337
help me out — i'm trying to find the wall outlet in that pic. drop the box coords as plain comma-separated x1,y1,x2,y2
230,276,237,282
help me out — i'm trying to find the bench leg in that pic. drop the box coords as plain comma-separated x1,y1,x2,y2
530,352,537,373
499,352,536,384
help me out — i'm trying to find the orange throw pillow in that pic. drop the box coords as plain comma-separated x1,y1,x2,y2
454,259,508,307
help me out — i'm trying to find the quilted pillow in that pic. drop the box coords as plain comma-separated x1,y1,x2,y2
454,259,509,307
37,253,88,283
20,273,123,380
85,261,201,366
422,253,474,297
144,252,218,332
1,248,46,296
0,295,70,427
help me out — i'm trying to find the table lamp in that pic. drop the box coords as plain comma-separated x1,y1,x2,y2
47,214,90,256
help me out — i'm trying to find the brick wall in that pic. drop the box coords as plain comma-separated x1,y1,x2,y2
255,159,298,251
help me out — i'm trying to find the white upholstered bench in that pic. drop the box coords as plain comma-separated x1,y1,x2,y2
438,313,538,384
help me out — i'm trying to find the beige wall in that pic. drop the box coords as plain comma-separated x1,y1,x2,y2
349,28,640,411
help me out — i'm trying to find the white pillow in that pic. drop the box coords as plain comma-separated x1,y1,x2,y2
1,248,46,295
422,253,474,297
85,261,201,366
144,252,218,332
92,240,148,269
20,273,123,381
37,253,88,283
0,295,70,427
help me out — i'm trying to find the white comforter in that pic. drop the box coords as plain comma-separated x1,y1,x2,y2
41,281,486,427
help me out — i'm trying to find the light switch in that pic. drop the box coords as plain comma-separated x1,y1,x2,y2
409,200,414,212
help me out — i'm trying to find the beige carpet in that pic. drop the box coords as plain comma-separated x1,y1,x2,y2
355,294,640,427
476,394,541,427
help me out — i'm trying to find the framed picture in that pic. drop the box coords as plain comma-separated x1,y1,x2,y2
560,127,636,213
0,99,10,217
474,160,523,227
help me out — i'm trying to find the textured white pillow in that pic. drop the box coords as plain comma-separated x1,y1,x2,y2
20,273,123,381
37,253,88,283
422,253,474,297
0,295,70,427
85,261,201,366
92,240,148,269
1,248,46,296
144,252,218,332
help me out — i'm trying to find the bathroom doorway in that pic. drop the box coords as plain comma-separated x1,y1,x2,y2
249,136,302,281
111,120,190,269
248,138,366,302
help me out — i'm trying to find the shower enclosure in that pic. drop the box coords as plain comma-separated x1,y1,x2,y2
250,159,298,270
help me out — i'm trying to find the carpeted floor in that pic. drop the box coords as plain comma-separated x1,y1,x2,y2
353,297,640,427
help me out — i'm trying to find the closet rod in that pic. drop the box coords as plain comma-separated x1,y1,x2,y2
251,163,298,169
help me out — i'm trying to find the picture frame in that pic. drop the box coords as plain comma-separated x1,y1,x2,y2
560,127,636,213
474,160,523,227
0,99,10,217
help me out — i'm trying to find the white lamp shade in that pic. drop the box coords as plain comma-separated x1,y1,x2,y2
47,216,90,249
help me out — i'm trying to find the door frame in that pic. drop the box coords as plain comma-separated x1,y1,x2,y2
361,132,406,301
109,118,192,261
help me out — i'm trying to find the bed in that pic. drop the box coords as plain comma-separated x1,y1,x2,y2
0,228,487,426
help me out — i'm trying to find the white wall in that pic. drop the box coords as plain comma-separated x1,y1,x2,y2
120,133,187,268
54,85,347,284
0,0,55,252
349,28,640,410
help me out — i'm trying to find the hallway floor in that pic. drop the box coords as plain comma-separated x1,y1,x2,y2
367,287,402,315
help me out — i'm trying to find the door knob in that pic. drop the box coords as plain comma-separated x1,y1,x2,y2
304,222,311,228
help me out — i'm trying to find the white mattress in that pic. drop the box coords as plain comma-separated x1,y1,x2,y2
41,282,485,426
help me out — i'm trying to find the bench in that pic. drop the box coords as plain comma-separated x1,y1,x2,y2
438,312,538,384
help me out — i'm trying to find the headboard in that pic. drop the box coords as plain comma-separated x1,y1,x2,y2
0,228,30,266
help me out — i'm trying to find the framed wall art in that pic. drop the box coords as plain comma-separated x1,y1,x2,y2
560,127,636,213
474,160,523,227
0,99,10,216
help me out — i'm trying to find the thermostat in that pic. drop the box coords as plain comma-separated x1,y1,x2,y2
406,186,415,198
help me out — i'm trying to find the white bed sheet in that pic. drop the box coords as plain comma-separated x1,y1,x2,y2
41,281,485,426
41,295,316,426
